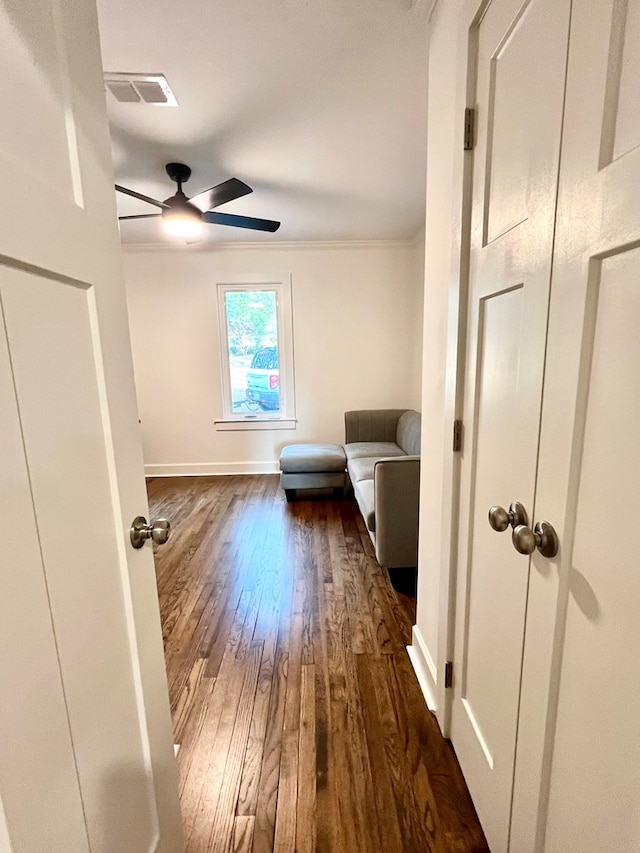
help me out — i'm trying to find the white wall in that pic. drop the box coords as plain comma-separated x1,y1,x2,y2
409,0,467,721
410,228,426,406
123,241,423,476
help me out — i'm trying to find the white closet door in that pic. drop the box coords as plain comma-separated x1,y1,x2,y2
449,0,571,849
512,1,640,850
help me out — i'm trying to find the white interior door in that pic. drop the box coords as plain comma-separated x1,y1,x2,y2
450,0,570,849
0,1,182,850
511,1,640,850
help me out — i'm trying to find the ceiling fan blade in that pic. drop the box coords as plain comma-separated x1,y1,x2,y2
118,213,162,221
189,178,253,212
202,211,280,232
115,184,170,209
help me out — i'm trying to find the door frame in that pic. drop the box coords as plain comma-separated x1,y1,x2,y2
426,0,492,734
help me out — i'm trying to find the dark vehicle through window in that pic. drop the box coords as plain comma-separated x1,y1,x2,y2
250,347,278,370
246,347,280,410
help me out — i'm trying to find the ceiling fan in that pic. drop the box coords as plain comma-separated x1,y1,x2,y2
115,162,280,239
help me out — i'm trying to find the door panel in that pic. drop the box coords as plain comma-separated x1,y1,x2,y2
545,251,640,848
485,0,566,243
511,1,640,849
0,1,78,198
1,270,156,849
604,0,640,164
462,285,527,761
0,0,183,848
0,299,89,853
451,0,571,848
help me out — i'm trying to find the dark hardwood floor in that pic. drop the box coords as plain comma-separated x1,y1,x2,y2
147,474,488,853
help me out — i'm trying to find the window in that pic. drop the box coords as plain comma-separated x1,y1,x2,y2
216,276,296,428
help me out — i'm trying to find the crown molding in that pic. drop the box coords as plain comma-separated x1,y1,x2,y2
120,238,418,253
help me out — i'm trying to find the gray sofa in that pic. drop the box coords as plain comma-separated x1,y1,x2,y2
345,409,421,569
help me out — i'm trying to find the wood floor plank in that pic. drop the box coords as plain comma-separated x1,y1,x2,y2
179,638,248,822
295,664,316,853
313,663,337,853
206,642,264,853
201,607,236,679
310,530,339,853
148,475,489,853
272,729,299,853
236,574,284,817
174,674,217,786
355,654,406,852
283,611,304,732
235,648,274,817
253,647,289,853
323,584,383,852
185,641,262,852
392,652,489,851
232,817,255,853
172,658,209,743
367,653,440,852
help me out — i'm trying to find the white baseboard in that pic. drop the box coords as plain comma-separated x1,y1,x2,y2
144,461,280,477
407,624,439,712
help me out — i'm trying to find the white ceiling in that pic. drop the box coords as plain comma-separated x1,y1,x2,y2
96,0,430,245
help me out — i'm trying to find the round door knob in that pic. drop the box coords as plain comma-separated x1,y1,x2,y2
488,505,509,532
150,518,170,545
130,516,171,549
512,524,537,554
512,521,559,559
488,501,528,532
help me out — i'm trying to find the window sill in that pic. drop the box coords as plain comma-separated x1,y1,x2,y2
214,418,298,432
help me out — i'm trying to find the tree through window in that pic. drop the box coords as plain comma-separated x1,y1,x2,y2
216,279,295,423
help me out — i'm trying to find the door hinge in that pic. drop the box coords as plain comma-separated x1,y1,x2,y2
464,107,475,150
444,661,453,689
453,419,463,452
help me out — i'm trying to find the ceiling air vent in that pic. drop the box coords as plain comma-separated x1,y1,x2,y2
104,73,178,106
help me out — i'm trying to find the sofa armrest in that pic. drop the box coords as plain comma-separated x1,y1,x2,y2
374,455,420,568
344,409,408,444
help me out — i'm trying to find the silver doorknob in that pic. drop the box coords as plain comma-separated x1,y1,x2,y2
512,521,559,558
488,501,528,532
130,516,171,549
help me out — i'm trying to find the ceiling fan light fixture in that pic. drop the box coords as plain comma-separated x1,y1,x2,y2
162,207,204,239
115,163,280,236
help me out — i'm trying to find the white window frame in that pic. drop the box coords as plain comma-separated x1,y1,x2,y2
215,274,296,430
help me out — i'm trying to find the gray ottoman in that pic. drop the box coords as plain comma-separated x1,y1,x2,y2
279,443,347,501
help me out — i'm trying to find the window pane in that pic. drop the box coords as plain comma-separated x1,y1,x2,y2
224,290,281,414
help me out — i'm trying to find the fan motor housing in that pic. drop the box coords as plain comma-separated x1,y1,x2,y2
161,197,202,217
166,162,191,184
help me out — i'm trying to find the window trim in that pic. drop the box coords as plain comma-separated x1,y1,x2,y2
215,275,296,427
